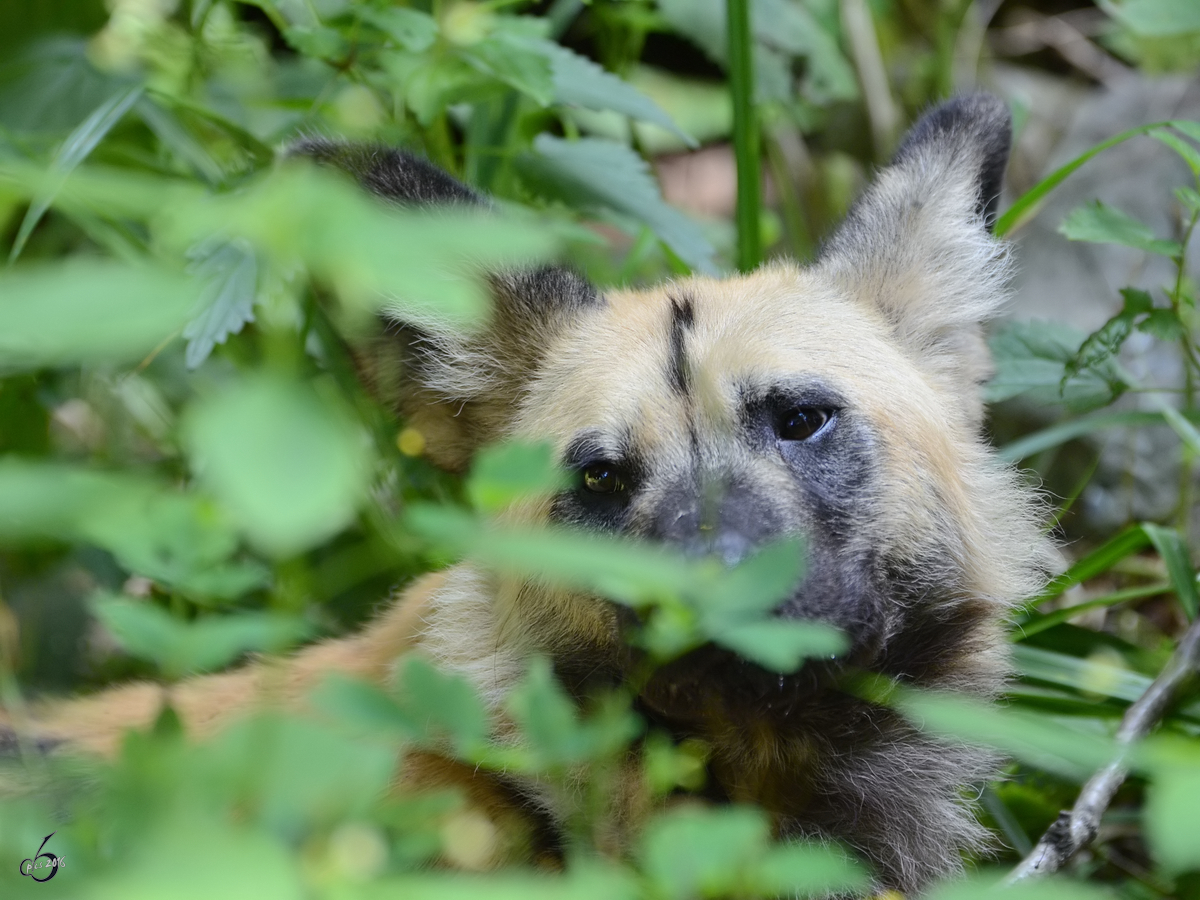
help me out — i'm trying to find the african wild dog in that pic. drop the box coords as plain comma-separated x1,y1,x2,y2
1,95,1054,893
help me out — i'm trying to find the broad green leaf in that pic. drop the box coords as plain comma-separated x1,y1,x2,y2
896,688,1116,780
0,261,198,369
1059,200,1182,257
90,594,309,679
183,375,372,557
504,657,640,768
1141,523,1200,619
1138,307,1184,341
642,805,770,900
466,441,566,513
929,872,1115,900
523,135,716,274
82,815,304,900
354,866,639,900
1145,758,1200,874
693,537,805,625
714,620,846,672
0,460,255,598
465,31,555,107
987,320,1125,412
360,6,439,51
750,843,868,898
311,674,422,740
393,656,489,755
9,83,143,262
168,165,556,328
182,238,258,369
1100,0,1200,37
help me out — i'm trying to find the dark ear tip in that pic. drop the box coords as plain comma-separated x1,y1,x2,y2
283,137,484,208
893,94,1013,229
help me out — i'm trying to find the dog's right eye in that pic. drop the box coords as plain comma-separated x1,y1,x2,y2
778,407,833,442
582,463,626,495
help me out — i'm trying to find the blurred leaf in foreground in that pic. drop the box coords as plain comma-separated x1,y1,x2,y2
183,375,372,558
90,593,309,680
0,261,198,370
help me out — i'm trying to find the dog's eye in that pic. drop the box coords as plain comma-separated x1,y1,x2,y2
778,407,832,441
582,463,626,495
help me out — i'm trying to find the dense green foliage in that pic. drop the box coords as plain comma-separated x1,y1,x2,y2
2,1,1200,898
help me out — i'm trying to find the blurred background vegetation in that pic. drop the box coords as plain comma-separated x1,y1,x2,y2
1,0,1200,897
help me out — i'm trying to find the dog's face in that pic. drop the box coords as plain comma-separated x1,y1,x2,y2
333,95,1051,726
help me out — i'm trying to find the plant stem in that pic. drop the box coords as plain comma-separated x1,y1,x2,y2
726,0,760,273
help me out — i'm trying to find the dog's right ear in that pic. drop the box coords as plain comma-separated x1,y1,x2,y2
290,140,603,472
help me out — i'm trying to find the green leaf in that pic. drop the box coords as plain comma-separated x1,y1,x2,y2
928,873,1116,900
0,260,198,369
182,375,372,557
358,866,638,900
693,538,805,625
895,688,1116,780
518,37,695,146
90,594,309,679
360,6,438,51
1152,129,1200,179
393,656,489,755
466,441,566,513
1145,756,1200,874
1013,644,1152,702
995,122,1174,237
987,320,1126,412
1026,524,1152,609
714,619,847,672
1156,399,1200,457
1100,0,1200,37
1141,523,1200,619
9,82,143,262
0,460,254,598
463,31,555,107
1140,307,1185,340
998,409,1192,462
182,239,258,369
642,805,770,900
169,165,556,328
1176,184,1200,213
522,135,716,274
1059,200,1182,256
750,843,868,898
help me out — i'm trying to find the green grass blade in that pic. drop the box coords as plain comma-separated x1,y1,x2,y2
994,121,1173,238
1015,582,1171,639
1142,524,1200,620
998,410,1197,462
9,84,144,263
727,0,760,272
1027,525,1152,609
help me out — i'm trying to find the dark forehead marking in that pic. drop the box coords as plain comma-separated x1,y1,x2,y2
667,294,695,397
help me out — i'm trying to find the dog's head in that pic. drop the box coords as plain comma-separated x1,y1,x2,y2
304,96,1051,726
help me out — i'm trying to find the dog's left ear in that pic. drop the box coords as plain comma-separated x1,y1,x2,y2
817,95,1013,427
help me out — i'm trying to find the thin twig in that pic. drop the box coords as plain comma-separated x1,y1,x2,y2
1008,611,1200,881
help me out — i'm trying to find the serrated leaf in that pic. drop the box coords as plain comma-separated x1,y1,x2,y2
464,32,555,107
1139,307,1184,341
183,239,258,369
693,538,805,626
987,320,1126,412
0,260,197,369
516,37,694,145
523,135,716,274
642,806,769,900
1060,199,1182,257
183,375,372,557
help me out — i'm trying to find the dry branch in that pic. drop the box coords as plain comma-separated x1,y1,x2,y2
1008,611,1200,881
